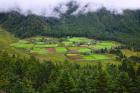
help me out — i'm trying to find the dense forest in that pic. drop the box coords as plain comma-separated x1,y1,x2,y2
0,50,140,93
0,8,140,50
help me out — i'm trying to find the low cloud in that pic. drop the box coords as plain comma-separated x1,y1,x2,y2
0,0,140,17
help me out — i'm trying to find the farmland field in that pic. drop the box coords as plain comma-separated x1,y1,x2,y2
11,36,121,63
62,41,73,46
31,48,47,55
56,47,67,53
89,41,119,50
35,44,58,48
83,54,109,61
121,49,140,57
68,37,92,43
11,43,34,48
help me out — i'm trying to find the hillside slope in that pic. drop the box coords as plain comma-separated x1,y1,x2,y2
0,26,17,49
0,27,29,57
0,9,140,50
0,12,47,38
48,9,140,50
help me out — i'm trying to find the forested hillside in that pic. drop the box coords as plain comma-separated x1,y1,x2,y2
0,51,140,93
47,9,140,50
0,12,47,38
0,9,140,50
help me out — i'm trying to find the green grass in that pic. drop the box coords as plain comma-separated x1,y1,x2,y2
0,27,30,58
31,48,47,55
68,37,92,43
67,54,79,56
68,47,91,53
62,41,73,46
36,53,67,63
31,37,44,41
121,49,140,57
56,47,67,53
34,44,58,48
35,42,45,45
11,43,34,48
0,27,17,48
83,54,110,60
18,40,29,44
9,36,123,65
92,41,117,49
78,48,91,53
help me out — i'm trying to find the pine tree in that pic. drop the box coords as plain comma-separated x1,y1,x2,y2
116,72,132,93
56,70,74,93
95,70,108,93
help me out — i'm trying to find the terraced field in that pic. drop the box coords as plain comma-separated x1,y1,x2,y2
11,37,120,62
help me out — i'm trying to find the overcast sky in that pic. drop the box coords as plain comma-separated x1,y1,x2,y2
0,0,140,17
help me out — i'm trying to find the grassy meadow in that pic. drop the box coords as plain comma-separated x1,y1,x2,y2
10,36,122,65
0,27,29,58
0,27,139,65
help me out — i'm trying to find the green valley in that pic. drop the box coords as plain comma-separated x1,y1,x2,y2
10,37,122,64
0,2,140,92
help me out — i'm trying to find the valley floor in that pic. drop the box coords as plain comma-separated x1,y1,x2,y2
10,36,139,66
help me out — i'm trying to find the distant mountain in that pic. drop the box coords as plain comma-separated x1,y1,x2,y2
0,12,47,38
0,8,140,50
